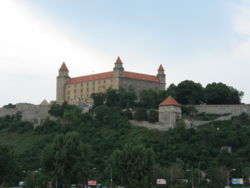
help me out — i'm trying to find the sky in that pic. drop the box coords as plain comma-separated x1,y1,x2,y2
0,0,250,106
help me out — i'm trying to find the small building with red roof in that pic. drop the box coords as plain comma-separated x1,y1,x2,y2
159,96,182,127
56,57,166,103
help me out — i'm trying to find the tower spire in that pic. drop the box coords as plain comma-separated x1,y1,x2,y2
158,64,164,71
115,56,123,64
59,62,68,71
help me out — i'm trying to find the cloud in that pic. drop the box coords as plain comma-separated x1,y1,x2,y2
230,0,250,59
0,0,110,106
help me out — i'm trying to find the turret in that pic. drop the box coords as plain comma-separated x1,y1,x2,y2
56,62,69,102
113,56,124,77
157,64,165,84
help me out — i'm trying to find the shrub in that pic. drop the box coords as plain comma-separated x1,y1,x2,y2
181,106,197,115
134,108,148,121
122,109,133,120
148,109,158,123
3,103,16,109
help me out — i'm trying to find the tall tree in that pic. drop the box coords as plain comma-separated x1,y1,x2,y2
139,89,158,108
41,132,90,187
110,144,155,188
204,82,243,104
176,80,204,104
0,143,19,186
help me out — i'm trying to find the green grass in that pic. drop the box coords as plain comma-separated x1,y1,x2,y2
0,130,54,155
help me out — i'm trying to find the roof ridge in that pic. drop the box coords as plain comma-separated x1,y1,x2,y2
159,96,181,106
125,71,157,77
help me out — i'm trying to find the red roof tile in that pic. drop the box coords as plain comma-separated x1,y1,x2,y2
67,72,113,84
158,64,164,71
67,71,160,84
124,71,160,82
59,62,68,71
115,56,123,64
159,96,181,106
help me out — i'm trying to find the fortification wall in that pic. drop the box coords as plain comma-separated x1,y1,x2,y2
120,77,164,95
0,103,52,124
193,104,250,116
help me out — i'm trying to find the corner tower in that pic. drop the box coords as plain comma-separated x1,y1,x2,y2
157,64,166,89
112,56,124,89
56,62,69,102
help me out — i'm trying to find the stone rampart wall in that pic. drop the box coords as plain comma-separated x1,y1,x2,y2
120,77,164,95
0,103,52,124
193,104,250,116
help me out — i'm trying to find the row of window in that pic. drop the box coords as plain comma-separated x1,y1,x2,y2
68,79,112,89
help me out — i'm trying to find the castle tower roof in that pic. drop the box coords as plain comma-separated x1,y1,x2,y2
59,62,68,71
158,64,164,71
159,96,181,106
40,99,49,106
115,56,123,64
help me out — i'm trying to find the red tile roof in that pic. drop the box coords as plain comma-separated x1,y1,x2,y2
124,71,160,82
67,71,160,84
59,62,68,71
158,64,164,71
159,96,181,106
67,71,113,84
115,56,123,64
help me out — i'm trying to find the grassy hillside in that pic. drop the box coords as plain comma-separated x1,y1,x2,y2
1,103,250,187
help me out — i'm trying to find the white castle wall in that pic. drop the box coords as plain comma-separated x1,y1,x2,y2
0,103,52,124
193,104,250,116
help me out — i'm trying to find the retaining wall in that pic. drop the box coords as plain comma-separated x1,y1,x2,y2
193,104,250,116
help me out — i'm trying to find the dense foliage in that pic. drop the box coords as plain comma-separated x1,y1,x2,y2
168,81,243,105
90,81,243,109
110,144,154,188
42,132,90,187
0,80,246,187
0,143,19,187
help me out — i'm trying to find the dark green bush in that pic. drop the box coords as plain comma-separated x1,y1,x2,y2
148,109,158,123
122,109,133,120
134,108,148,121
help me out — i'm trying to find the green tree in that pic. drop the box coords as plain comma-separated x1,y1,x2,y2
0,143,19,186
24,170,48,188
176,80,204,104
139,89,158,108
204,82,244,104
122,109,133,120
94,105,130,129
119,88,137,108
148,109,158,123
106,88,120,107
134,108,148,121
165,83,177,99
41,132,90,187
110,144,155,188
91,93,106,108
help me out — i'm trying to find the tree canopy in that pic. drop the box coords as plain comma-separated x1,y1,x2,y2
110,144,155,188
0,143,19,186
41,132,90,187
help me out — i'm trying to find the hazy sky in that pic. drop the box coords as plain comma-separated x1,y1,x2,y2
1,0,250,106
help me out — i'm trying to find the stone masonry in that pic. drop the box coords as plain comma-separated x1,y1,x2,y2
56,57,166,103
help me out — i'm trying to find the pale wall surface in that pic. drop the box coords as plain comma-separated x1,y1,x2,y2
0,103,52,124
193,105,250,116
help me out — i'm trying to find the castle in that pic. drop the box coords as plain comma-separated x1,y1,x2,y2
56,57,166,103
